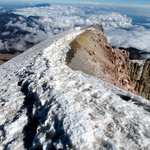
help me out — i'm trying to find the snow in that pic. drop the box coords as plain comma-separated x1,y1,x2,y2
0,27,150,150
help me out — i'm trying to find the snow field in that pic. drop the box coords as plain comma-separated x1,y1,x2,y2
0,27,150,149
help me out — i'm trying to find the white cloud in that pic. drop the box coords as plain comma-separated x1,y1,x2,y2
0,40,4,50
24,31,53,43
18,16,25,21
82,2,101,5
13,41,26,51
12,5,132,31
1,31,10,36
6,21,37,33
3,41,10,51
1,5,149,56
105,27,150,52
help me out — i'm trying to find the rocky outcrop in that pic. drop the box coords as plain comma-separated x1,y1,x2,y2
127,59,150,100
66,24,150,100
66,25,134,93
119,47,150,60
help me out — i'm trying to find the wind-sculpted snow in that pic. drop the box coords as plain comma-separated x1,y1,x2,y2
0,28,150,149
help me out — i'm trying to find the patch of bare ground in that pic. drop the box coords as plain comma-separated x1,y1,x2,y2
0,52,22,65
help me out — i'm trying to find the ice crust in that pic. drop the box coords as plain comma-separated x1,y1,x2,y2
0,28,150,150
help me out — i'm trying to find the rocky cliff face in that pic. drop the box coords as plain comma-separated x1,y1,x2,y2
127,59,150,100
66,24,150,100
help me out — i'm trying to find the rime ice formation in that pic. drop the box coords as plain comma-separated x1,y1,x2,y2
0,27,150,150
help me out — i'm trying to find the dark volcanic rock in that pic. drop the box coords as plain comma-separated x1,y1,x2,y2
119,47,150,60
119,47,141,60
127,59,150,100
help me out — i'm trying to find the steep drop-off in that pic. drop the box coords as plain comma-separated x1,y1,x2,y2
127,59,150,99
66,24,150,99
1,27,150,150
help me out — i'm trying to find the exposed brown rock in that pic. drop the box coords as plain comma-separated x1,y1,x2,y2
127,59,150,100
0,51,22,65
66,24,134,93
66,24,150,100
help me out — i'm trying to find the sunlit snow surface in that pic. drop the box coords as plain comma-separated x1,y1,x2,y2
0,28,150,150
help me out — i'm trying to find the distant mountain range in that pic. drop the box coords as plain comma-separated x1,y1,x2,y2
33,3,51,7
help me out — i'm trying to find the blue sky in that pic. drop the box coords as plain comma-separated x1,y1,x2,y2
0,0,150,6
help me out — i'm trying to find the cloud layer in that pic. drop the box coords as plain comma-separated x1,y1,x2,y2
0,4,150,56
105,27,150,52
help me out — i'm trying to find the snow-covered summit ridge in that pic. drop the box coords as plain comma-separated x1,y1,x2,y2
0,27,150,150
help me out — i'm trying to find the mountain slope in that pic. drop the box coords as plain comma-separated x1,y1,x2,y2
66,25,134,93
0,27,150,150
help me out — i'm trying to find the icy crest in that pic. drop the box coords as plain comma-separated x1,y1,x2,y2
0,28,150,150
